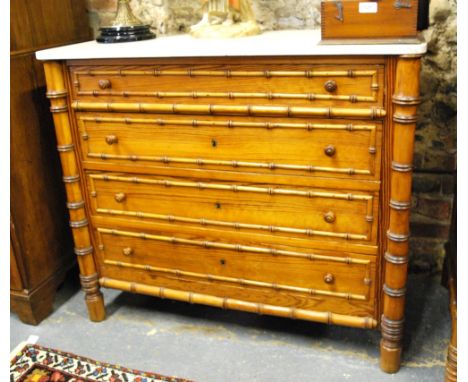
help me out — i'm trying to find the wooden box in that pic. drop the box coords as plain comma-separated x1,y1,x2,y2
321,0,419,41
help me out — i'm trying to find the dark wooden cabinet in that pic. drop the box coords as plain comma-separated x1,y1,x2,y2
10,0,91,325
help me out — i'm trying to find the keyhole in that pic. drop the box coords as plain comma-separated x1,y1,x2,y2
215,202,221,209
220,259,226,265
211,139,218,148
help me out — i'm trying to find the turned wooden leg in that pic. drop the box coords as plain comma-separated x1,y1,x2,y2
445,274,457,381
44,62,106,322
380,55,422,373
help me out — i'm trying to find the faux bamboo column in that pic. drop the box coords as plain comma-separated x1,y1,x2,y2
445,274,457,382
380,55,422,373
43,61,106,322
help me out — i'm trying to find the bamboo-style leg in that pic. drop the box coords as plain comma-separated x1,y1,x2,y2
380,55,422,373
445,274,457,382
43,62,106,322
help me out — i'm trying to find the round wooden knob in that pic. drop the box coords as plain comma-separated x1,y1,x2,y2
324,145,336,157
324,80,337,92
324,211,336,223
324,273,335,284
105,135,118,145
98,79,111,89
122,247,133,256
114,193,126,203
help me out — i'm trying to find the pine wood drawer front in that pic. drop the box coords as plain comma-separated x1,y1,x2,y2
95,226,377,318
77,114,382,180
70,63,385,108
87,173,378,244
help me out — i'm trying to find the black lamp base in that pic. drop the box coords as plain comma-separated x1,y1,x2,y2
96,25,156,43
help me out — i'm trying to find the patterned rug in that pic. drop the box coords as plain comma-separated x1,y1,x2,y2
10,343,193,382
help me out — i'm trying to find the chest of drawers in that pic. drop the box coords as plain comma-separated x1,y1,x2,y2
37,30,426,373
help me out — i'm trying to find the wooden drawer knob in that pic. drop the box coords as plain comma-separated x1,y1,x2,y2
324,211,336,223
98,79,111,89
114,193,126,203
122,247,133,256
324,273,335,284
324,80,337,92
105,135,119,145
324,145,336,157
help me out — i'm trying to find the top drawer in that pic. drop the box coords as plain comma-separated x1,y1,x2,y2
69,63,385,108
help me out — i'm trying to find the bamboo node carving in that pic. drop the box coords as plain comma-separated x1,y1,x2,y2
67,200,85,210
383,284,407,298
69,218,89,228
46,89,68,99
384,252,409,265
381,315,404,345
74,246,94,256
391,161,413,172
57,143,75,152
50,105,68,113
387,231,410,243
79,273,102,301
389,199,412,211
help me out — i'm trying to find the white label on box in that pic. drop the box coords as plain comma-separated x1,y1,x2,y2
359,2,378,13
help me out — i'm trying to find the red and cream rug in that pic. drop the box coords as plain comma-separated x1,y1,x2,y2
10,343,193,382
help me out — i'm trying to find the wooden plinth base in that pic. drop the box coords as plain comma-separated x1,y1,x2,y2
10,272,67,325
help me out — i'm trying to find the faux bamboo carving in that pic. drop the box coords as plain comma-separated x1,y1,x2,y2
89,174,374,201
43,62,106,322
72,101,386,119
445,271,457,382
97,228,370,265
103,260,369,301
74,68,378,79
80,116,377,131
78,90,376,103
100,277,377,329
80,116,378,175
39,45,427,372
96,208,369,241
380,55,422,373
87,153,371,175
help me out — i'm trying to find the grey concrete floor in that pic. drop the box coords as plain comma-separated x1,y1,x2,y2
11,271,449,382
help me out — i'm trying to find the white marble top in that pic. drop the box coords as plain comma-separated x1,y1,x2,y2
36,29,426,61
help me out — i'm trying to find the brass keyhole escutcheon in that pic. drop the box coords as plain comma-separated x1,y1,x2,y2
114,193,126,203
105,135,118,145
324,80,338,93
324,211,336,223
324,273,335,284
324,145,336,157
98,79,111,89
211,138,218,148
123,247,133,256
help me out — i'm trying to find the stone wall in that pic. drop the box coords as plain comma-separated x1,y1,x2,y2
85,0,457,273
